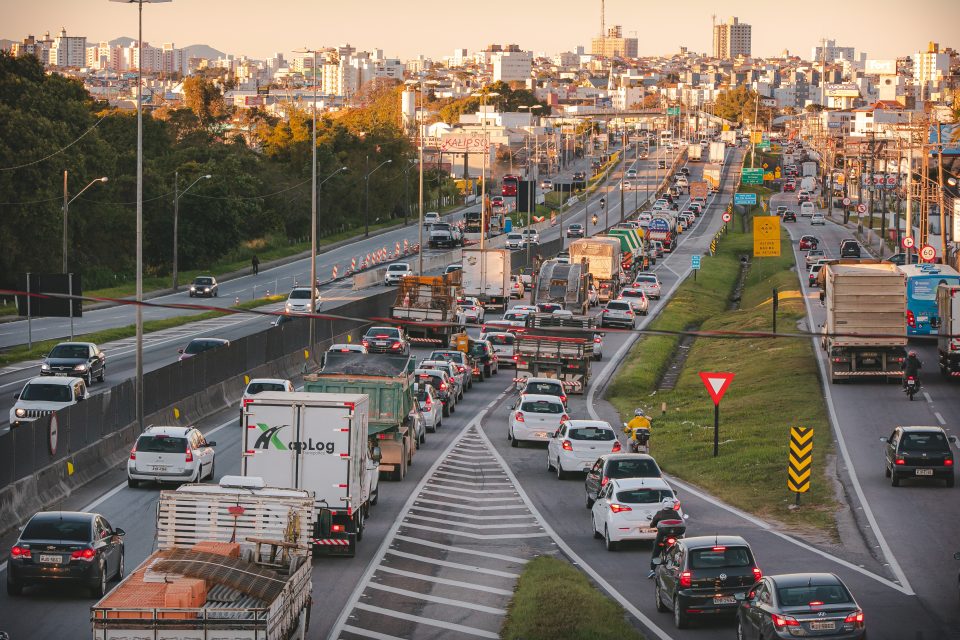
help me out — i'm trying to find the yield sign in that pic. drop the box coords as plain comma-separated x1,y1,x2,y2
699,372,735,405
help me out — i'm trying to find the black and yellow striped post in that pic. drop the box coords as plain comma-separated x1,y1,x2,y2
788,426,813,505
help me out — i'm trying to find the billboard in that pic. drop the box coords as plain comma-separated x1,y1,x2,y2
15,274,83,318
929,124,960,156
825,83,860,98
865,59,897,75
439,133,491,153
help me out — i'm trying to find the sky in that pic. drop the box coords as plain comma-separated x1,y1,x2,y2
4,0,959,62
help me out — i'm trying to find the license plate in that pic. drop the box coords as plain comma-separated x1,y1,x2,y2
916,468,934,476
376,341,387,346
809,621,836,631
534,432,547,438
918,316,928,322
151,465,168,472
55,372,68,376
713,596,736,605
39,554,63,564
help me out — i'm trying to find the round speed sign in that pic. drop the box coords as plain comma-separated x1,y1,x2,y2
856,203,867,214
920,244,937,262
901,236,915,249
722,212,732,222
842,197,851,206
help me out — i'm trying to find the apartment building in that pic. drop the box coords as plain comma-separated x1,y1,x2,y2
712,17,751,60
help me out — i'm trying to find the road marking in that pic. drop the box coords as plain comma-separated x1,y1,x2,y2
404,514,538,530
423,484,517,494
340,624,407,640
399,522,548,540
350,603,499,639
385,549,521,578
426,477,513,487
392,534,529,563
419,489,520,502
434,470,507,480
373,566,515,596
365,582,508,615
413,498,527,512
923,391,933,403
934,412,946,425
408,506,532,521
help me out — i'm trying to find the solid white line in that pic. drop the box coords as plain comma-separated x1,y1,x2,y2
351,603,499,639
412,498,528,512
374,566,514,596
385,548,521,578
392,534,529,564
404,514,539,530
340,623,407,640
934,412,946,425
399,522,549,540
365,582,508,615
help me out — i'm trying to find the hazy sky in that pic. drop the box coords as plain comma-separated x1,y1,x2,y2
5,0,959,62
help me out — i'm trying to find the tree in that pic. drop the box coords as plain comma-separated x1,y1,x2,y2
714,86,773,125
805,103,825,113
182,76,228,131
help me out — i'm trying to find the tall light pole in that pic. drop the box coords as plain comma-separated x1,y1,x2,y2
406,75,427,275
518,104,542,268
364,159,392,237
63,173,108,272
472,90,499,250
111,0,170,432
172,172,211,290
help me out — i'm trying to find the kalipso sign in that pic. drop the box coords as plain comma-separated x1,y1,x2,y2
439,133,491,154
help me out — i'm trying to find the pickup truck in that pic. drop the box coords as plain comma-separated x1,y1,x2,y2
428,222,463,249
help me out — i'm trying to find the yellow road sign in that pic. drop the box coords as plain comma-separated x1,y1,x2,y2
753,216,781,257
751,132,763,144
787,427,813,493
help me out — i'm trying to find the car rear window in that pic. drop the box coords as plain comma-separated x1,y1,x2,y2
136,435,188,453
21,383,73,402
526,382,562,396
607,302,630,311
246,382,286,394
568,427,614,441
689,547,753,569
486,334,515,345
469,343,491,358
621,290,644,298
607,459,661,478
616,488,673,504
22,516,90,542
367,328,400,339
901,432,949,451
521,400,563,414
777,584,852,607
185,340,222,354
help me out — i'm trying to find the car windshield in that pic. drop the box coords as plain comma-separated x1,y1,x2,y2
607,459,661,478
635,276,657,284
246,382,286,394
508,234,522,241
367,328,400,339
486,334,514,345
568,427,614,441
777,584,852,607
521,400,563,414
185,340,221,354
901,432,949,450
194,277,213,285
48,345,89,359
20,383,73,402
689,547,753,569
504,312,527,321
432,223,451,231
526,382,561,396
136,435,188,453
289,289,313,299
388,264,409,272
615,488,673,504
417,373,443,387
22,516,90,542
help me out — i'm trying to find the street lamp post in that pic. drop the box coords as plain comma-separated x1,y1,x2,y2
519,105,542,268
63,172,108,272
472,90,499,250
364,159,392,237
172,171,211,290
110,0,170,432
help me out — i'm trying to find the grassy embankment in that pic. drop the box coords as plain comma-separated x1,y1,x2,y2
607,204,838,536
500,556,645,640
0,295,285,367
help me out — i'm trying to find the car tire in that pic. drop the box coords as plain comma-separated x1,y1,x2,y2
115,550,125,581
736,618,747,640
947,475,955,488
546,456,554,472
97,366,105,382
443,404,450,417
92,560,108,598
510,429,519,447
884,465,891,478
604,526,618,551
207,459,215,481
127,476,138,489
593,518,602,539
891,471,900,487
556,459,567,480
655,580,668,613
85,371,93,387
673,595,689,629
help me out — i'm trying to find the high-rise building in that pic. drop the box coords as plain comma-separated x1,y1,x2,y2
712,17,751,59
913,41,950,101
49,27,86,67
590,25,638,59
492,50,532,82
812,39,857,64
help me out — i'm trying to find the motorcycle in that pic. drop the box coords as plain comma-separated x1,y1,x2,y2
629,427,650,454
904,375,920,401
591,214,598,226
651,517,689,571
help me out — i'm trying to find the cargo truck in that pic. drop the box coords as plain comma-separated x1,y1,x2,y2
645,214,676,252
935,284,960,376
241,392,373,556
533,260,591,314
462,247,511,310
304,353,416,482
709,141,726,165
514,331,593,394
821,263,907,383
92,478,313,640
569,237,622,303
802,161,817,177
721,130,737,145
687,144,702,162
390,274,465,342
703,163,722,190
607,228,646,274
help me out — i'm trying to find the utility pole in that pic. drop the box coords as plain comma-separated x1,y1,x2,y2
937,122,948,260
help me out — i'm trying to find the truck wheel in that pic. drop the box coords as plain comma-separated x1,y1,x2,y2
355,511,365,542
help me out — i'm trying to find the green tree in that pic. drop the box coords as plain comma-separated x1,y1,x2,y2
714,86,773,125
182,76,228,131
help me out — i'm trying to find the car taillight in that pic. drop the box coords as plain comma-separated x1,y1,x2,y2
945,458,954,466
331,524,345,533
11,545,31,559
600,476,609,487
561,440,573,451
391,342,402,349
457,366,465,372
752,566,762,580
906,310,915,328
513,354,519,361
185,446,194,463
609,503,632,513
439,383,447,390
560,395,567,404
71,548,97,561
361,340,369,347
844,610,864,624
772,613,800,629
515,411,525,422
129,445,136,460
666,536,677,545
895,457,905,465
612,440,622,452
594,337,601,343
679,571,692,588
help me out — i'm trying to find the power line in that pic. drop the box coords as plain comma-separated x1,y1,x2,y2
0,114,109,172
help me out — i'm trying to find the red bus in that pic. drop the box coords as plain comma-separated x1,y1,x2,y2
501,175,519,197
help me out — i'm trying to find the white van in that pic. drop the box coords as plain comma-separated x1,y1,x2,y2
800,202,816,217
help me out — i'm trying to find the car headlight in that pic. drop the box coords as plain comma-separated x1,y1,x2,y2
204,287,210,292
15,408,26,418
285,302,294,310
74,364,87,371
41,363,50,371
189,286,196,291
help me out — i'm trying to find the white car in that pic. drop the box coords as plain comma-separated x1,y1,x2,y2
241,378,294,420
384,262,413,285
424,212,441,225
800,201,816,217
480,331,517,366
457,297,485,324
618,287,650,316
591,477,681,550
547,420,621,478
420,360,465,401
126,425,216,488
633,274,662,299
9,376,87,428
811,212,826,226
599,300,636,329
510,275,525,298
506,233,524,250
626,169,638,179
483,309,531,332
327,343,368,355
285,286,321,314
508,394,568,446
637,213,652,228
521,229,540,245
520,377,568,408
413,383,442,432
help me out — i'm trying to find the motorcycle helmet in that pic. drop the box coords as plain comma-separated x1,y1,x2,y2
660,498,676,511
634,408,646,417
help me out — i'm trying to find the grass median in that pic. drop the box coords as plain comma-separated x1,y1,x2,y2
0,295,285,368
607,212,839,537
501,556,644,640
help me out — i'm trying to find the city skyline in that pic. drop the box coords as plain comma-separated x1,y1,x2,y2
4,0,958,63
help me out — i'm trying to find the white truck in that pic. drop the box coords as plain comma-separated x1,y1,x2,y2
721,130,737,145
802,161,817,177
687,143,702,162
462,247,511,310
241,391,375,557
709,141,726,165
92,478,314,640
936,284,960,376
569,237,622,302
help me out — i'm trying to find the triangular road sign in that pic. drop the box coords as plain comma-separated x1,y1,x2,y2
698,371,735,405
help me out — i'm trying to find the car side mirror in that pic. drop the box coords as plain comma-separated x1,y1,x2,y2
206,441,216,447
114,528,125,537
372,446,383,462
177,348,184,354
13,393,19,400
77,393,85,402
879,437,888,443
949,435,959,446
40,353,47,359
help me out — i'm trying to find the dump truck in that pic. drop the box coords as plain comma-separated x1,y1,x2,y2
241,392,374,556
687,143,702,162
822,263,907,383
390,274,465,342
304,352,417,481
569,237,622,303
462,247,511,310
514,330,594,394
533,260,592,315
936,284,960,376
709,141,726,165
92,477,313,640
607,228,646,274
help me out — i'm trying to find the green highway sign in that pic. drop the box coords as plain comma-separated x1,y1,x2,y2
666,107,680,116
742,168,764,185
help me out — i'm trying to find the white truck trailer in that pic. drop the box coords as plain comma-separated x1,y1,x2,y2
462,247,511,310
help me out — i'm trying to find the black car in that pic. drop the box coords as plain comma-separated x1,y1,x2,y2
782,211,797,222
654,535,761,628
567,224,585,238
585,453,662,507
573,171,586,181
188,275,218,297
658,160,667,169
839,240,861,258
467,338,498,379
736,573,865,639
7,511,125,597
881,426,957,487
361,326,409,355
40,342,106,385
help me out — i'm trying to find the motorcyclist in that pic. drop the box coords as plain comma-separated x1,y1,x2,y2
591,214,598,226
648,498,683,577
624,408,652,450
903,350,922,388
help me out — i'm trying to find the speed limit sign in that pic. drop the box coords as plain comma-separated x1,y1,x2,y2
902,236,915,249
722,212,732,222
920,244,937,262
856,203,866,214
842,197,851,206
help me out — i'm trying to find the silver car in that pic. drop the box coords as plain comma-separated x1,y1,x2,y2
600,300,636,329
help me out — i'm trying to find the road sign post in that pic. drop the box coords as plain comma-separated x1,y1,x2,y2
699,372,735,457
691,255,701,281
788,427,814,505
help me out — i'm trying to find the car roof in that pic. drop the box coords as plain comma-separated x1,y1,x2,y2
247,378,289,385
768,573,843,588
29,511,95,523
142,425,195,437
897,425,947,433
599,453,657,463
680,535,750,549
610,476,672,490
190,337,229,344
53,342,95,348
25,376,82,386
519,393,565,404
565,420,612,429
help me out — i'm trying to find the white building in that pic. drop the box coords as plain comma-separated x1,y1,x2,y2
712,17,751,59
49,27,86,67
492,50,532,82
913,42,950,101
811,39,863,64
